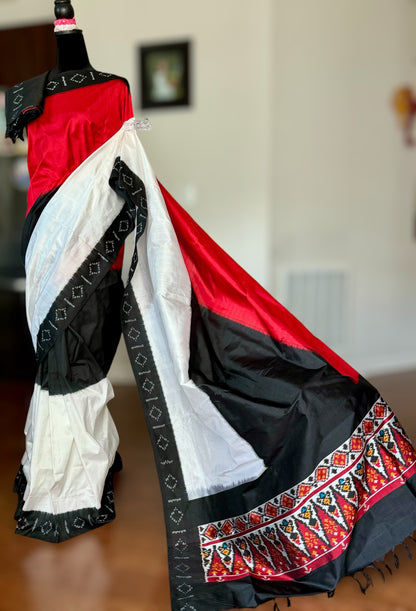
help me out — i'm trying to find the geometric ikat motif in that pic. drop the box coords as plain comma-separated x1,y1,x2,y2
115,158,194,610
198,399,416,582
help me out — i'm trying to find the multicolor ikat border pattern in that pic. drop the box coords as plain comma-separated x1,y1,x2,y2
198,399,416,582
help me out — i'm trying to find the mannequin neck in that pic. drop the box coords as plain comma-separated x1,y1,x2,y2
53,30,93,73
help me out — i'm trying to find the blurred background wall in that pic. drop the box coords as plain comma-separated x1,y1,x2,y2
0,0,415,383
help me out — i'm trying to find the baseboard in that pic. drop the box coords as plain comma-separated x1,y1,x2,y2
352,352,416,378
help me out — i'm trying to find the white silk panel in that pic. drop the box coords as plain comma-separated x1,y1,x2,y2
25,128,127,348
126,130,266,499
24,119,265,507
22,379,119,513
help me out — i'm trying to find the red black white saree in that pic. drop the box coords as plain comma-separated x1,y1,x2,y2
6,81,416,610
6,68,132,542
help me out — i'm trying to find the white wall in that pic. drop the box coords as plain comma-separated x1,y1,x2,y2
2,0,416,380
271,0,416,374
0,0,50,27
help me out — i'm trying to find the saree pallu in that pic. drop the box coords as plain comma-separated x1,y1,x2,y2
15,118,416,610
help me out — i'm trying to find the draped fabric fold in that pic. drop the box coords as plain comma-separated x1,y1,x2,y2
13,120,416,609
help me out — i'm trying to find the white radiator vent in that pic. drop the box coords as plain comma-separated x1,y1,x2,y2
283,268,349,349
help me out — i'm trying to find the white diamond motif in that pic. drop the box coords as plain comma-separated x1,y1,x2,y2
55,308,67,321
128,327,140,341
165,474,178,490
157,435,169,451
135,353,147,367
149,406,162,421
71,73,87,84
142,378,155,393
89,262,101,276
122,173,133,187
170,508,184,524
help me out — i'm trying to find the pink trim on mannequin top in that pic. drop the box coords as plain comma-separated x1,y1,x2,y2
54,18,77,26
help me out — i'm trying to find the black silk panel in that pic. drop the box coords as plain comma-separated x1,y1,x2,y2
188,297,379,519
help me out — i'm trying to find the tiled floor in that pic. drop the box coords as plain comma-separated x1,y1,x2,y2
0,370,415,611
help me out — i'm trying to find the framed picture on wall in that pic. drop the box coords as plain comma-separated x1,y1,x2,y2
139,41,191,109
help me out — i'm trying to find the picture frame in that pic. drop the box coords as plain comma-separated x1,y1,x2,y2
139,41,191,109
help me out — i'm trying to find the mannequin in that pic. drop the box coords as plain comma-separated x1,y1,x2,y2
5,1,133,544
52,1,93,72
52,30,92,72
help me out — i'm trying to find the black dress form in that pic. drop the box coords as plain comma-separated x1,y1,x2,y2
51,29,93,74
5,4,133,543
